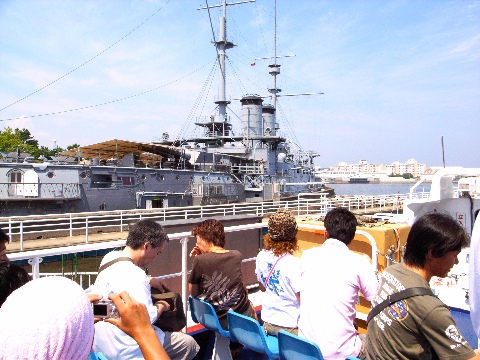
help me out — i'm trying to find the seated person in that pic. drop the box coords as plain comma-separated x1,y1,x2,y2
255,208,301,336
366,213,480,359
188,218,256,329
0,227,9,263
91,219,198,360
0,275,170,360
299,207,378,360
0,276,95,359
0,262,31,306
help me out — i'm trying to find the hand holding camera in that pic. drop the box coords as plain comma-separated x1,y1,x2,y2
92,299,119,319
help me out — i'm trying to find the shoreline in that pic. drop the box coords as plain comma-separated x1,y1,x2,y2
323,179,421,184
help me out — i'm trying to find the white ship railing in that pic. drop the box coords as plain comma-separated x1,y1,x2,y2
8,223,379,323
0,193,415,250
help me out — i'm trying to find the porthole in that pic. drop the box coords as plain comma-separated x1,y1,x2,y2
141,174,147,180
80,172,87,179
176,175,180,180
47,172,55,178
160,175,165,181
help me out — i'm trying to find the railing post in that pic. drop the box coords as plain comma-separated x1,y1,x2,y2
120,211,123,232
85,218,89,243
20,221,24,251
69,214,73,237
28,256,43,279
180,236,190,332
8,218,12,243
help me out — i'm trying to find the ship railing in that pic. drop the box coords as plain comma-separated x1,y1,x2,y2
231,164,264,174
0,194,410,250
0,198,319,250
9,222,379,324
38,271,98,289
328,193,408,213
0,182,81,200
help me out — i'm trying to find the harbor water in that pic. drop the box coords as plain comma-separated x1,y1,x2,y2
329,182,431,196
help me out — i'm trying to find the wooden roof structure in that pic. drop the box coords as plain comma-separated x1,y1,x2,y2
60,139,178,162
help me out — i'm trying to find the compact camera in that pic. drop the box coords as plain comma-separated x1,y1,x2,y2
92,299,119,319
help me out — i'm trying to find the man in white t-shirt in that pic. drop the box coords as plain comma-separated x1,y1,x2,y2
299,207,378,360
91,219,199,360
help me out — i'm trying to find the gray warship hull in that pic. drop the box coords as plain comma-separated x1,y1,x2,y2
0,1,327,217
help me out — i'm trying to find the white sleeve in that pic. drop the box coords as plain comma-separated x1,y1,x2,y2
469,212,480,339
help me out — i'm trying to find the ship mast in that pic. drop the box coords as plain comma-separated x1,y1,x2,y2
215,0,234,121
268,0,281,110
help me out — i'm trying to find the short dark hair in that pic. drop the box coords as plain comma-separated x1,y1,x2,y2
126,219,169,250
0,228,9,244
403,212,469,268
191,219,225,248
0,263,32,306
324,207,357,245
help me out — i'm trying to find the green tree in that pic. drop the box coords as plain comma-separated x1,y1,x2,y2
0,126,76,161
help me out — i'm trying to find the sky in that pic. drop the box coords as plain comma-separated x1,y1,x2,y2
0,0,479,168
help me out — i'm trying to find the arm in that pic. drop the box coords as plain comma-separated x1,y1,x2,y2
189,283,200,297
469,351,480,359
154,300,170,319
149,276,167,293
422,306,478,359
188,256,201,297
106,292,170,360
358,256,380,302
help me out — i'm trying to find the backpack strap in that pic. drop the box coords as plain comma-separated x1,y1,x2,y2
265,254,287,286
366,287,435,325
98,257,133,274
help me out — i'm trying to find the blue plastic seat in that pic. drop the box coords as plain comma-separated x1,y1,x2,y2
278,330,324,360
277,330,361,360
227,310,279,359
189,296,232,360
88,350,108,360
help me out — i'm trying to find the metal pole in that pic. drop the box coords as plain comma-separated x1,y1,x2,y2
441,135,446,168
180,236,189,333
85,218,89,243
20,222,24,251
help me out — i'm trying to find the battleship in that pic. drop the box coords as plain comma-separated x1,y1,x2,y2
0,1,327,217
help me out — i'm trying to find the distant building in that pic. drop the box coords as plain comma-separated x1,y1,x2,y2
322,159,427,178
386,159,427,177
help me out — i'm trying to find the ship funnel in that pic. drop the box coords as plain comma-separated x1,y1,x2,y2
240,95,263,149
262,104,276,136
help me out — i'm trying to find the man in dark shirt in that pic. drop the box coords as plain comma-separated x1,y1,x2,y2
366,213,480,360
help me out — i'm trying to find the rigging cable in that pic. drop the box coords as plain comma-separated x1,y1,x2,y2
172,0,219,144
174,61,218,143
205,0,218,47
276,100,303,152
226,57,249,97
0,60,214,123
0,0,173,113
